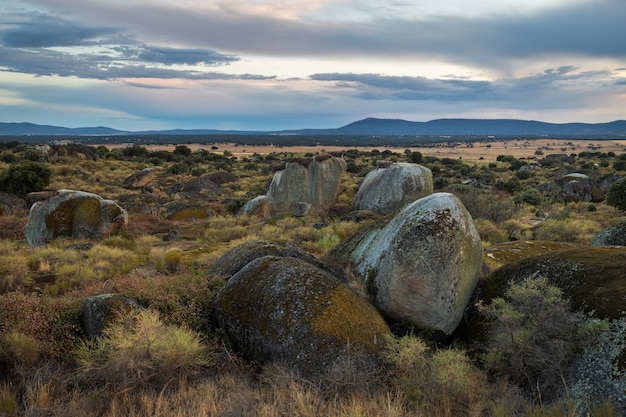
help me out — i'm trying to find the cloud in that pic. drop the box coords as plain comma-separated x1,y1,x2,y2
310,67,620,104
22,0,623,67
0,10,253,81
0,11,121,47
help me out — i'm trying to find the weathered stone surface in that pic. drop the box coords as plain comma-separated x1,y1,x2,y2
352,162,433,215
207,239,346,282
24,190,128,246
331,192,482,335
213,255,390,377
0,193,26,216
181,176,222,195
238,195,268,217
83,293,143,337
293,202,313,217
122,168,155,189
592,220,626,246
265,156,346,219
36,143,98,162
537,172,604,204
483,246,626,320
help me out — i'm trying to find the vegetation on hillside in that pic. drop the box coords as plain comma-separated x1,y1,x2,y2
0,141,625,416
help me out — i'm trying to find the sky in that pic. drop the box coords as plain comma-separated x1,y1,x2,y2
0,0,625,131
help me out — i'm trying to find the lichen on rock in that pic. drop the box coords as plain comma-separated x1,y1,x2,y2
213,255,390,377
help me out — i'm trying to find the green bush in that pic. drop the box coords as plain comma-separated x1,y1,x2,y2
514,186,544,206
477,277,589,403
0,161,51,196
606,177,626,211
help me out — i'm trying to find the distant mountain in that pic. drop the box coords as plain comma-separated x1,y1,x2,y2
0,122,124,136
333,118,626,137
1,118,625,138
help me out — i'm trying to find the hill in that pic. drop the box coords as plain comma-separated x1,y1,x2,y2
1,118,625,139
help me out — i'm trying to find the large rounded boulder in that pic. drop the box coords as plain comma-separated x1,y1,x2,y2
352,162,433,214
331,192,482,336
483,245,626,320
24,190,128,246
213,255,390,377
122,168,155,189
265,155,346,219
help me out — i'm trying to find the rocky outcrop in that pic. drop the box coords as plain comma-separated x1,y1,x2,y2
265,155,346,219
0,193,26,216
213,255,390,377
24,190,128,246
537,173,604,204
83,293,143,337
122,168,155,190
331,192,482,336
352,162,433,215
592,220,626,246
207,239,346,282
483,246,626,320
36,143,98,162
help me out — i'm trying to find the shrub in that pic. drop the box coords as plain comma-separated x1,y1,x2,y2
514,186,544,206
477,277,588,403
0,161,51,196
606,177,626,211
76,309,210,391
157,248,183,274
385,335,490,416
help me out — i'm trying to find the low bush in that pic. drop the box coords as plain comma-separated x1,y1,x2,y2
477,277,591,404
76,309,210,392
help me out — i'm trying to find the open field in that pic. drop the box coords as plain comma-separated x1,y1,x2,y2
103,138,626,161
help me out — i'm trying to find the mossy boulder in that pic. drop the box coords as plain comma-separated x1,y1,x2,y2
24,190,128,246
213,255,390,377
352,162,433,214
483,245,626,320
484,240,580,270
538,172,604,204
265,155,346,219
331,192,482,336
592,220,626,246
206,239,346,282
83,293,143,337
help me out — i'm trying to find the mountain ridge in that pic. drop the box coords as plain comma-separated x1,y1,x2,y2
1,118,625,138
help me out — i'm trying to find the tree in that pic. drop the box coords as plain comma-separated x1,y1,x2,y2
0,161,51,196
606,177,626,211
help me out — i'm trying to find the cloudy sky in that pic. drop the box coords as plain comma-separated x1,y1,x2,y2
0,0,624,131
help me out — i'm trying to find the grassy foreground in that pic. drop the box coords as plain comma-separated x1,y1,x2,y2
1,143,625,416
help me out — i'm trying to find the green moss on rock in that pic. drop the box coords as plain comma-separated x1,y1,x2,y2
213,255,390,377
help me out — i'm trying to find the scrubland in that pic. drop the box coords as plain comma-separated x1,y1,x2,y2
1,141,626,416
